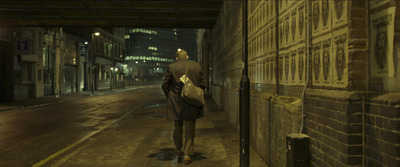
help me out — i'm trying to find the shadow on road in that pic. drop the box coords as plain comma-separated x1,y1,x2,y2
147,148,207,163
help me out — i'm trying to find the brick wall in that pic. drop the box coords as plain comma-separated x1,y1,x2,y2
249,92,302,167
249,93,270,161
270,95,302,166
364,1,400,166
366,94,400,166
305,89,363,166
200,0,400,166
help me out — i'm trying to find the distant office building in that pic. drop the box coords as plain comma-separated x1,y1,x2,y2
124,28,197,83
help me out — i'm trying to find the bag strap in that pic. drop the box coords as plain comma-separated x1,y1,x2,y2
185,61,189,76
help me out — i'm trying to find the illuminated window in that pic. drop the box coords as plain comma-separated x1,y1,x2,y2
148,46,157,51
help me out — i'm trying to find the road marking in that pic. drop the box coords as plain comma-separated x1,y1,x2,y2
32,105,145,167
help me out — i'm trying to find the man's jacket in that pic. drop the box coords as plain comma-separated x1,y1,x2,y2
162,59,206,120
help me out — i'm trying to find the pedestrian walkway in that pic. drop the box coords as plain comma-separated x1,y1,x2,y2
49,93,266,166
1,86,267,166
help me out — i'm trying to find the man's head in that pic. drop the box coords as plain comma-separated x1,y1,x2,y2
176,49,189,60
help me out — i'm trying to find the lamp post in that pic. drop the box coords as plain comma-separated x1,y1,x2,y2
115,67,119,89
110,67,114,90
90,32,100,95
240,0,250,166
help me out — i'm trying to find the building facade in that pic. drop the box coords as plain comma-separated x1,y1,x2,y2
0,27,84,101
91,28,126,90
0,27,125,102
124,28,197,85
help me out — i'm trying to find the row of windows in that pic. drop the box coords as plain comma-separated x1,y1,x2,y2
132,62,167,68
148,46,157,51
93,36,124,59
128,28,158,35
125,56,174,62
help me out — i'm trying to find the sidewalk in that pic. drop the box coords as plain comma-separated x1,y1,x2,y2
48,92,267,166
0,86,267,166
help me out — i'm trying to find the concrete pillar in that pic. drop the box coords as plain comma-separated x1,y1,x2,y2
76,42,81,92
35,28,44,98
55,30,61,98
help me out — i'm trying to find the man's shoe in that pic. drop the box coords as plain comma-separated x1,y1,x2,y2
184,155,193,164
174,149,183,156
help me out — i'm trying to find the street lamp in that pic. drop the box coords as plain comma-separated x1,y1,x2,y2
110,67,114,90
90,32,100,95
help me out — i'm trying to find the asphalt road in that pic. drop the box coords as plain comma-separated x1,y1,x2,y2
0,86,163,167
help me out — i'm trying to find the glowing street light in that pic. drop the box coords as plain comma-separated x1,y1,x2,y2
94,32,100,36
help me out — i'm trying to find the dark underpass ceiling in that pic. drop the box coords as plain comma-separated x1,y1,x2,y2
0,0,223,28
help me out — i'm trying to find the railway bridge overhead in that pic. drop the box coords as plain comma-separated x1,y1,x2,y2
1,1,400,167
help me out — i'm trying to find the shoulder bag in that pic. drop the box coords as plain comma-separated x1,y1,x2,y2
180,62,205,107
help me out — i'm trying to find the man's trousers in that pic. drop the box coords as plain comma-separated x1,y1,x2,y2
173,120,196,155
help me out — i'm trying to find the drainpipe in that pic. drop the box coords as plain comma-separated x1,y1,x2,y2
275,0,280,95
300,0,311,133
240,0,250,166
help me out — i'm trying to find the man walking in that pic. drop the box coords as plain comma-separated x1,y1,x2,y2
162,49,206,164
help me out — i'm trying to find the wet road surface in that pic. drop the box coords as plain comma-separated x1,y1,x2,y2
0,86,267,167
